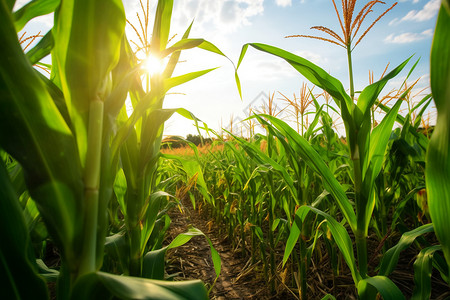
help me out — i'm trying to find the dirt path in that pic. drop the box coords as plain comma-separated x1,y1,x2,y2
165,199,292,299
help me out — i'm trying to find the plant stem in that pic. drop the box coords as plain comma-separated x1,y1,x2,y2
352,145,368,277
346,45,355,100
79,99,104,277
299,238,308,300
128,175,146,276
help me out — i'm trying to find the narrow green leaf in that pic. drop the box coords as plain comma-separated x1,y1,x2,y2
226,130,298,202
427,3,450,271
71,271,208,300
163,68,218,91
0,160,48,300
150,0,173,53
13,0,60,32
411,245,443,300
0,2,83,256
53,0,125,162
236,43,352,112
297,206,360,284
355,56,411,125
256,114,356,231
167,227,221,277
358,276,405,300
142,248,167,280
379,224,434,276
282,207,306,266
363,99,402,192
26,30,53,65
304,105,324,141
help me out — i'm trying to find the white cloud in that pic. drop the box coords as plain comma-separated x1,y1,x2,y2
384,29,433,43
401,0,440,22
275,0,292,7
13,0,30,11
294,50,328,66
173,0,264,34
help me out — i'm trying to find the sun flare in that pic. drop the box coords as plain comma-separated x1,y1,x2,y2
142,54,165,76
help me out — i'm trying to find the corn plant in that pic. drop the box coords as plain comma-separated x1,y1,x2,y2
233,0,442,298
0,0,231,298
426,0,450,273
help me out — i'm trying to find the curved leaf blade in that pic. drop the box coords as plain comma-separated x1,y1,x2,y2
358,276,405,300
379,224,434,276
71,271,208,300
427,2,450,271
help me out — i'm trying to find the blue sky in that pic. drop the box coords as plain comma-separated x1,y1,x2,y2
16,0,440,137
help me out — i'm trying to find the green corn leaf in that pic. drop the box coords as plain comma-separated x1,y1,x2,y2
360,99,402,230
357,276,405,300
36,259,59,282
294,206,360,284
226,130,298,202
13,0,60,32
161,39,208,57
104,231,128,273
0,160,48,300
355,56,411,127
142,248,167,280
150,0,173,53
163,21,193,78
53,0,125,162
113,168,128,217
140,191,172,255
256,114,357,231
282,206,307,266
71,271,208,300
236,43,352,112
304,105,324,140
411,245,443,300
26,30,53,65
5,0,15,11
426,2,450,271
412,95,432,129
163,152,211,203
113,70,216,157
0,2,83,257
375,101,429,151
163,68,218,91
379,224,434,276
143,226,221,280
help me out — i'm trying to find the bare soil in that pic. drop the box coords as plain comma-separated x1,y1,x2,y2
165,200,283,299
165,197,450,300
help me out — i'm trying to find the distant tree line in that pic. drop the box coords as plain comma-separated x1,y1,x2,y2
161,134,212,149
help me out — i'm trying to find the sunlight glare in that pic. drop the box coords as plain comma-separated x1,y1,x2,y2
143,54,165,76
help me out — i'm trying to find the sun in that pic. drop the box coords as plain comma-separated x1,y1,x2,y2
142,54,166,76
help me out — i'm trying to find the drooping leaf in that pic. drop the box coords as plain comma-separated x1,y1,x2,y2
236,43,352,112
26,30,53,65
71,271,208,300
150,0,173,53
13,0,60,32
427,2,450,270
357,276,405,300
255,114,356,231
52,0,126,162
0,2,83,258
0,159,48,300
284,206,360,284
379,224,434,276
142,226,221,280
411,245,443,300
